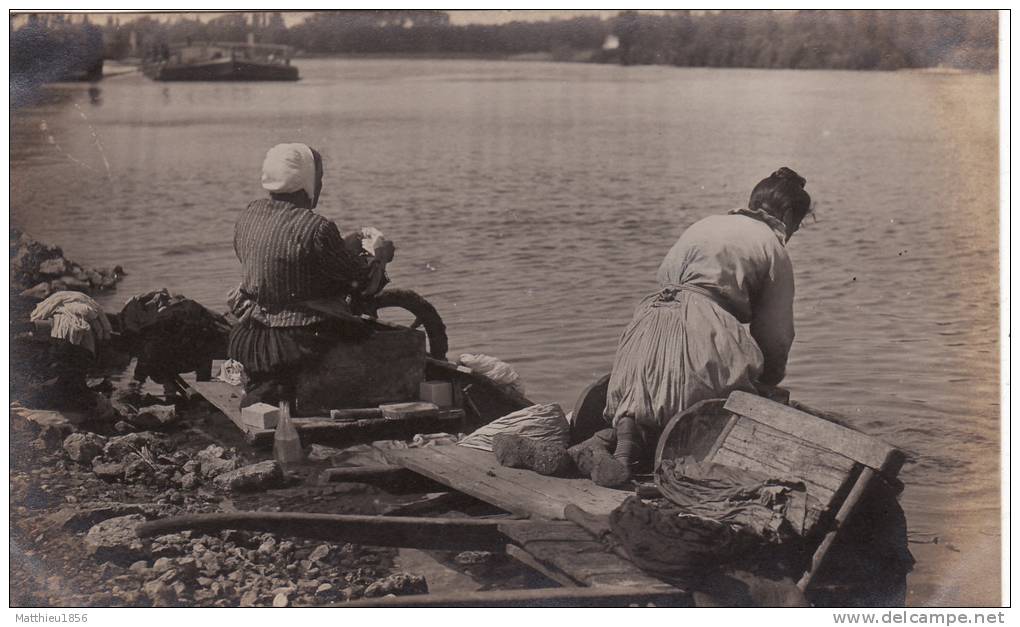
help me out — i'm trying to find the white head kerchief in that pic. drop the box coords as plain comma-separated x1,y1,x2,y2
261,143,317,204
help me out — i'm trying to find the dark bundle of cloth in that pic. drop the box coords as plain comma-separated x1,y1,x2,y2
119,289,230,385
656,459,816,544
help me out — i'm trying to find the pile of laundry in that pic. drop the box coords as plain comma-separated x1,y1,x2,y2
119,289,231,386
12,287,231,410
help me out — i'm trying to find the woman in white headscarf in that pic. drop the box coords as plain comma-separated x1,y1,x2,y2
227,143,394,409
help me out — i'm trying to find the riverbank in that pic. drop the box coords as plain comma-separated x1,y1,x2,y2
9,372,547,607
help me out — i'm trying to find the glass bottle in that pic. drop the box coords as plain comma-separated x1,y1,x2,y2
273,400,304,469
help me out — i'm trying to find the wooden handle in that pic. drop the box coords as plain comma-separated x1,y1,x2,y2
797,467,875,591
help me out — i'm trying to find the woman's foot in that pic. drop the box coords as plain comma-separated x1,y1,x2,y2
492,434,572,476
568,430,631,487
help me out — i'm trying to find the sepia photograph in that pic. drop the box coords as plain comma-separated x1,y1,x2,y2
7,7,1006,612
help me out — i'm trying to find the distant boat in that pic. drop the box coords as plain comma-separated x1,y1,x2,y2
142,42,299,82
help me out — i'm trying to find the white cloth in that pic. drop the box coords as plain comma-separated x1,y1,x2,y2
30,290,112,355
458,353,526,397
458,403,569,452
260,143,317,204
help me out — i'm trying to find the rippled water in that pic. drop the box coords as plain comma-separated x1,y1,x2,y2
10,59,1000,604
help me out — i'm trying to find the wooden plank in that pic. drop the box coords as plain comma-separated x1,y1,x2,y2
585,573,679,589
724,391,904,474
184,374,463,448
720,419,855,494
501,519,675,591
384,446,561,519
384,448,676,592
187,378,254,435
499,521,598,544
430,445,631,517
525,541,641,577
338,585,693,607
505,544,581,588
518,539,676,590
703,412,739,462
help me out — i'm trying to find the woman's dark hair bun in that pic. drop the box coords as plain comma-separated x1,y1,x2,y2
771,167,806,189
749,166,812,225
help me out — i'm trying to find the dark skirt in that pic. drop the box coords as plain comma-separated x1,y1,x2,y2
227,320,342,376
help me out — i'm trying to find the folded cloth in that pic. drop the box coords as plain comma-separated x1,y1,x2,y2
458,353,526,397
30,290,112,355
459,403,569,452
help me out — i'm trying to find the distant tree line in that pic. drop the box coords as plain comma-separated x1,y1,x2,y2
12,10,999,73
605,10,997,70
10,14,104,82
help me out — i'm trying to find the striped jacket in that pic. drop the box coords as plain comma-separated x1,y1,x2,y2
232,198,370,327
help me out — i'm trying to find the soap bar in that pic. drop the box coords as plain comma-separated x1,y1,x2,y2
241,402,279,429
419,381,453,407
379,401,439,421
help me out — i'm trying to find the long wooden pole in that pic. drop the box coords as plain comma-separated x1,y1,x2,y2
337,585,692,607
136,511,515,552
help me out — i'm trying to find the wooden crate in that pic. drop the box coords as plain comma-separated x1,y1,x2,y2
655,390,906,591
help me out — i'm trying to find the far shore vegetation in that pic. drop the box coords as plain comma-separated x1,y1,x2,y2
12,10,998,81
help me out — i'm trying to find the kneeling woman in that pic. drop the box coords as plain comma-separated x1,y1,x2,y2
603,167,812,474
227,143,393,410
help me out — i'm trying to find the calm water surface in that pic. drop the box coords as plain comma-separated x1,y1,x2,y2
10,59,1000,604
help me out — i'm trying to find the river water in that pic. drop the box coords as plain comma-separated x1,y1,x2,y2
10,59,1001,605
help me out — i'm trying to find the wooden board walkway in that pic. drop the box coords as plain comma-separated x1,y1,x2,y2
498,520,680,591
384,444,685,599
383,444,631,520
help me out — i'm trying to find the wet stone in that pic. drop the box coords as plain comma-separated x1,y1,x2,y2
363,573,428,598
92,461,125,482
454,550,495,566
196,445,239,478
257,538,277,555
38,257,68,276
152,557,173,574
63,433,107,465
105,432,166,459
308,544,330,563
214,460,283,492
83,514,147,564
142,580,176,607
36,421,75,451
129,405,177,430
47,502,147,532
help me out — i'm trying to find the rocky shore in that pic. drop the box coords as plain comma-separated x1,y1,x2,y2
10,228,124,300
9,389,447,608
